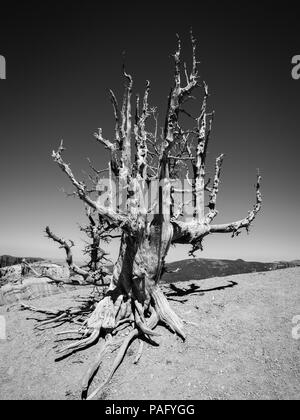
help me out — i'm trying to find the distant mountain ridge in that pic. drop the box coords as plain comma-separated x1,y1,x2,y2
0,255,43,268
0,254,299,285
162,258,300,284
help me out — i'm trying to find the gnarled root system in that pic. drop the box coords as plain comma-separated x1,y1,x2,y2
21,285,185,400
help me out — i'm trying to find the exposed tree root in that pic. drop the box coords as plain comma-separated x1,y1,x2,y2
134,340,144,365
56,329,100,359
86,327,139,400
21,286,184,400
81,336,113,399
56,330,82,336
151,286,186,340
84,309,160,400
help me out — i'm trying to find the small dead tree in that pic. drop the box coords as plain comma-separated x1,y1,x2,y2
24,221,111,288
24,32,262,399
79,208,117,283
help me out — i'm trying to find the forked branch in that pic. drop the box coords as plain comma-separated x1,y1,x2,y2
210,172,262,236
52,140,128,226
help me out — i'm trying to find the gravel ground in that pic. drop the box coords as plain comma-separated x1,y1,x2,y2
0,267,299,400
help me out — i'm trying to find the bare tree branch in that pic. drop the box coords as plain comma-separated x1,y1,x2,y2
205,154,224,223
52,140,128,225
209,172,262,236
94,128,116,151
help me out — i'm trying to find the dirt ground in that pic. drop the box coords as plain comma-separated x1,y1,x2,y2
0,267,299,400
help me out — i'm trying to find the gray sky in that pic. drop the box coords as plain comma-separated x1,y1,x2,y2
0,2,299,263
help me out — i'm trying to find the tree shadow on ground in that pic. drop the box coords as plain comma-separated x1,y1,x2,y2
164,280,238,303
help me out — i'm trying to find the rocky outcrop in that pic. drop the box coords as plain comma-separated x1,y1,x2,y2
0,277,78,306
0,264,23,283
0,262,69,285
0,262,78,306
0,255,43,268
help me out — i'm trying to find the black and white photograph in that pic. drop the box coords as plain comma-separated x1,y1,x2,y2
0,0,299,403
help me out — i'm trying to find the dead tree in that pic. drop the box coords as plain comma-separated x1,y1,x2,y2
24,32,262,399
24,223,111,288
79,207,117,283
